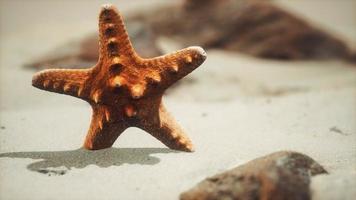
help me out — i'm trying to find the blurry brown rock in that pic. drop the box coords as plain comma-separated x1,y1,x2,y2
137,0,352,60
180,151,327,200
27,0,354,70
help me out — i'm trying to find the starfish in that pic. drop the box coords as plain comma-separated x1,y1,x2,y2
32,4,206,152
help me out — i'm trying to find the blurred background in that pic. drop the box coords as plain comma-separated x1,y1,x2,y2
0,0,355,199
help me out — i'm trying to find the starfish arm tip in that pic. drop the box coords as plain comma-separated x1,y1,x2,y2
102,3,113,9
31,72,40,87
147,46,206,89
31,69,90,98
97,4,135,61
183,144,195,152
31,69,50,89
100,4,117,13
187,46,207,60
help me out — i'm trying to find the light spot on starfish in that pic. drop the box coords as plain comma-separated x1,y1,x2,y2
104,109,110,122
124,104,137,117
170,64,179,73
111,76,124,88
63,84,71,92
77,85,84,96
108,38,117,44
107,38,118,56
112,57,120,64
105,24,116,36
130,84,145,99
102,4,113,10
185,143,194,152
110,57,123,71
43,80,50,88
171,133,178,140
98,120,103,130
148,73,161,83
92,91,101,103
185,56,192,63
53,82,60,89
178,138,186,144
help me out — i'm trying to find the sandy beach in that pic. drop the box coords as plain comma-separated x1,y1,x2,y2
0,0,355,199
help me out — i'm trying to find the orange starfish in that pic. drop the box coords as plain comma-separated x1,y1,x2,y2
32,4,206,152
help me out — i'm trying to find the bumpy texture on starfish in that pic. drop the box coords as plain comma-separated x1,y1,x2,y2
32,4,206,152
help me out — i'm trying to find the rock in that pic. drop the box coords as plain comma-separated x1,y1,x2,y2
26,0,355,70
310,171,356,200
140,0,352,60
180,151,327,200
219,2,352,60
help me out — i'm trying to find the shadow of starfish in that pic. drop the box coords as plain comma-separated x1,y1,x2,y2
0,147,178,176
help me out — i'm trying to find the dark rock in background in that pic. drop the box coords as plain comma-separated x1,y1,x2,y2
180,151,327,200
137,0,352,60
26,0,354,70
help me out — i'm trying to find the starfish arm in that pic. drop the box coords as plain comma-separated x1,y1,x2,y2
83,105,127,150
32,68,91,98
140,104,194,152
97,4,136,63
144,46,207,90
